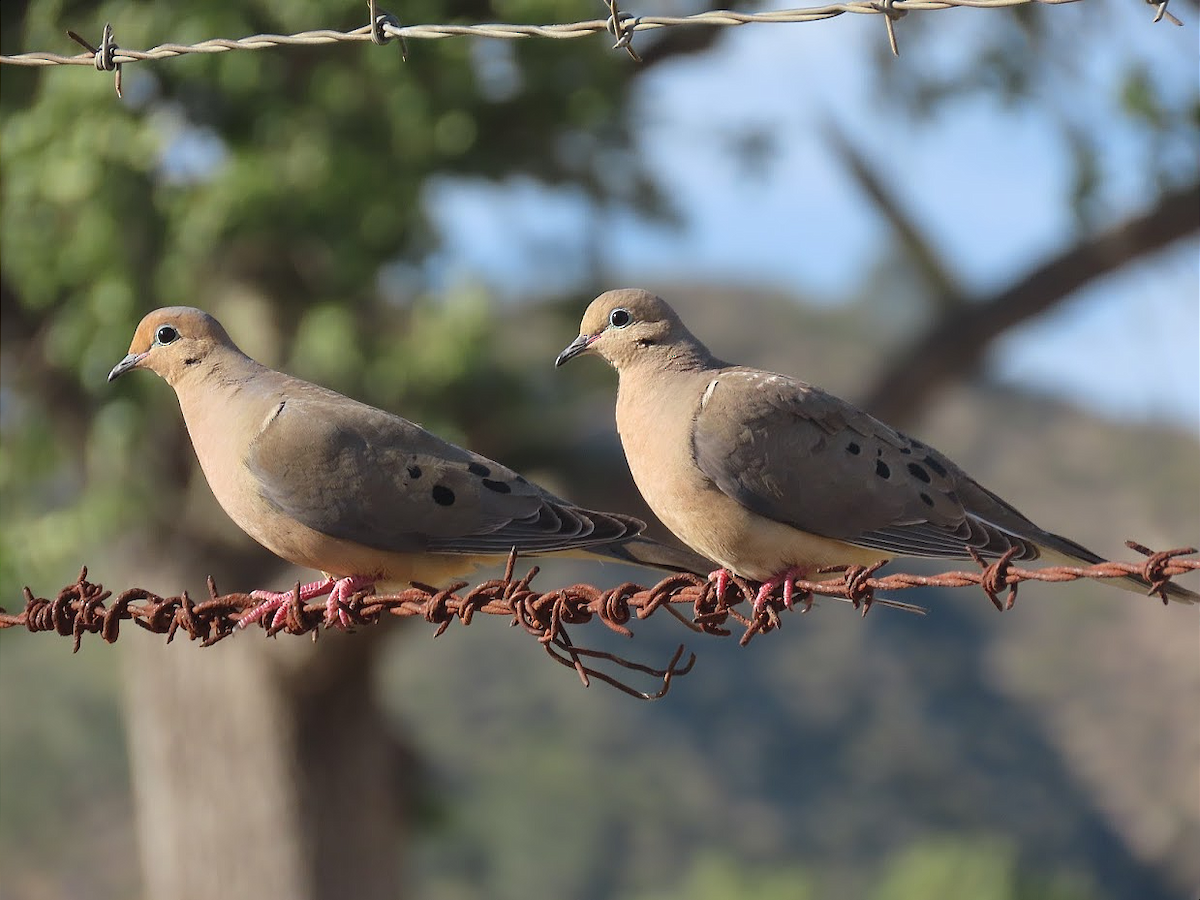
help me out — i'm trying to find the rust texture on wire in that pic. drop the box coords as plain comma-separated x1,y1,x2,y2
1,542,1194,699
2,0,1182,80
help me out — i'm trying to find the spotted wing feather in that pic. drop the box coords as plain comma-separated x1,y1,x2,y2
247,396,641,555
690,368,1046,561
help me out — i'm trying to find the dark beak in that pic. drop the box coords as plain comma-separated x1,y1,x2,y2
108,352,146,382
555,333,596,368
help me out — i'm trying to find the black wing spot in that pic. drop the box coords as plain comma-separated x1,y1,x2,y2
468,462,490,477
482,479,511,494
920,492,934,507
910,440,925,450
907,463,931,484
900,446,912,455
924,455,948,477
432,485,455,506
945,490,959,504
875,460,890,479
846,442,861,455
407,465,422,479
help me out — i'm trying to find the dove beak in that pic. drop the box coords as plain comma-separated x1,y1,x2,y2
108,352,148,382
555,333,598,368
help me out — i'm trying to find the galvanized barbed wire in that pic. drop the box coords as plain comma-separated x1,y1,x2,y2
7,0,1175,80
1,542,1194,698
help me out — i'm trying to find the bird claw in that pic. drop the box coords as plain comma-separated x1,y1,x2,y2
708,568,734,600
322,575,375,630
750,566,809,617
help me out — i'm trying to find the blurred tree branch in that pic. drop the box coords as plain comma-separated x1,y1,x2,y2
826,121,968,313
860,180,1200,424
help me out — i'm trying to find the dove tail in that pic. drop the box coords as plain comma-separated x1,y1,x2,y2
1037,531,1197,604
588,536,714,577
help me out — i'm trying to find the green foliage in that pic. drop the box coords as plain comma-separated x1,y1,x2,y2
627,856,816,900
871,836,1093,900
0,0,658,598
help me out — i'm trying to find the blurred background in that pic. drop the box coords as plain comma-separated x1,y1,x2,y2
1,1,1197,899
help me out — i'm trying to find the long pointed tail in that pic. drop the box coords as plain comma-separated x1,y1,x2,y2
1038,532,1197,604
587,536,714,577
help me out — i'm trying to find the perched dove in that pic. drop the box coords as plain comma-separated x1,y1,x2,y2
109,307,711,628
556,289,1197,610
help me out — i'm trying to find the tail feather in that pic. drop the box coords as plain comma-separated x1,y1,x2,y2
1037,531,1197,604
588,536,714,577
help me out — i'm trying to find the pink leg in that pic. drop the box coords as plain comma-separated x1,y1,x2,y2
708,568,734,600
752,566,810,616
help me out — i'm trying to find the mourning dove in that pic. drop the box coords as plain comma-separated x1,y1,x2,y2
556,289,1197,610
109,306,711,628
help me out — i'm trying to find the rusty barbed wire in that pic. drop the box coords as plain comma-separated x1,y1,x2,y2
1,542,1194,698
3,0,1177,86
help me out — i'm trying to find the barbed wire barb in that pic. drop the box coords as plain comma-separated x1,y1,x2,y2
874,0,906,55
367,0,408,60
1,543,1195,697
1146,0,1183,25
605,0,643,62
65,22,122,97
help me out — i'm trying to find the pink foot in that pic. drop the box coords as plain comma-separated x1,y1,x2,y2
708,568,734,600
238,575,375,630
239,577,336,630
322,575,376,629
751,566,809,617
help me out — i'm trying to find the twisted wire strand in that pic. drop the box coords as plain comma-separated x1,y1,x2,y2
7,0,1160,73
2,542,1193,699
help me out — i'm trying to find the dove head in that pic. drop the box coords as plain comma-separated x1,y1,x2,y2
108,307,241,387
556,289,714,373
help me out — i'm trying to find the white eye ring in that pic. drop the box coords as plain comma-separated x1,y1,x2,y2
609,308,631,328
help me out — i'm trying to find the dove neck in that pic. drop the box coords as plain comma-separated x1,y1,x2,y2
168,343,270,395
623,334,723,377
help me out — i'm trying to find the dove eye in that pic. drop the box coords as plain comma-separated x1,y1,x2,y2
609,308,631,328
155,325,179,345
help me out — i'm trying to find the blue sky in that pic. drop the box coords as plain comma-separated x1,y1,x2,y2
424,2,1199,432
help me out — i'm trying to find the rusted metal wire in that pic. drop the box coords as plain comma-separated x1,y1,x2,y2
6,0,1171,81
1,543,1194,698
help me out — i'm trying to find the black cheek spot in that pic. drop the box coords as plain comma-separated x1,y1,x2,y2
924,455,948,477
920,492,934,507
468,462,490,477
482,479,511,494
907,463,931,483
432,485,455,506
876,460,890,479
407,465,422,479
846,442,861,455
183,357,200,367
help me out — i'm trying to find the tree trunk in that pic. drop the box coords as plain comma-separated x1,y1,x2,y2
121,554,406,900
